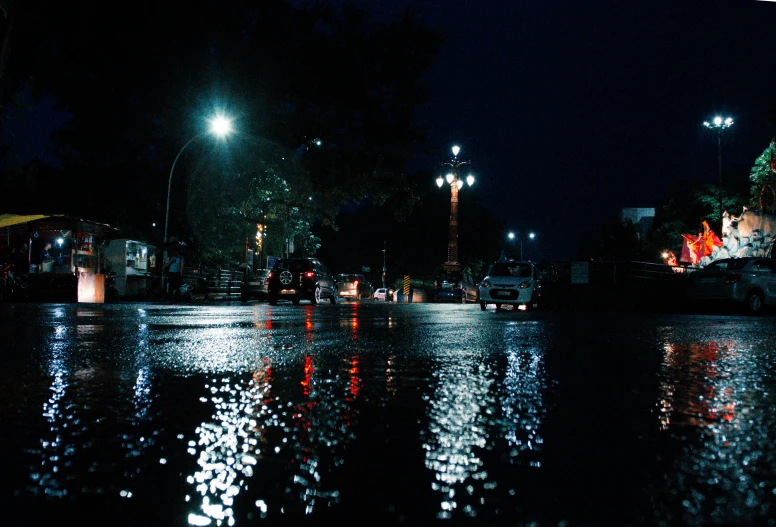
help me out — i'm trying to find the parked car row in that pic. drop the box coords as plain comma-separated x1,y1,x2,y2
241,258,390,305
241,254,776,314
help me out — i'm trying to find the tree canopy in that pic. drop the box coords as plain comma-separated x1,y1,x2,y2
1,0,445,268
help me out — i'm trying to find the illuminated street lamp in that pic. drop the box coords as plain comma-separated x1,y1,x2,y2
703,115,733,227
163,114,232,292
436,145,475,271
507,230,536,260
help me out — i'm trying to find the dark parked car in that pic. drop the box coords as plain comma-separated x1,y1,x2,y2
433,268,477,303
240,268,270,302
334,273,374,301
686,257,776,313
267,258,337,305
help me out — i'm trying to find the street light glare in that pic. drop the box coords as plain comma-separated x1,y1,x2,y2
529,232,536,240
445,173,454,184
436,176,444,188
466,174,475,186
456,179,464,189
452,145,461,157
703,116,733,130
209,115,232,137
508,232,515,240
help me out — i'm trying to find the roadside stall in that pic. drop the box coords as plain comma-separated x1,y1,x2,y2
104,239,158,298
0,214,123,303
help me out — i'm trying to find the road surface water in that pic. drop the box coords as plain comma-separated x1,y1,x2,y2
1,301,775,526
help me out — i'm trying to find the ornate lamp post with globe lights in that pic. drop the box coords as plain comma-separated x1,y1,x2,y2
703,115,733,228
436,145,475,272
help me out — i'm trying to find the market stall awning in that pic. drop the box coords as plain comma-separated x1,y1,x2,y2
0,214,51,228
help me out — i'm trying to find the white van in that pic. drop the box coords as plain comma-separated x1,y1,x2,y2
477,260,541,311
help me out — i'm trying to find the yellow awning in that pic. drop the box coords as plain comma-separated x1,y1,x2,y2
0,214,50,229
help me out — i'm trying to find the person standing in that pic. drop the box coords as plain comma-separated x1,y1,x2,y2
165,248,184,300
39,243,53,268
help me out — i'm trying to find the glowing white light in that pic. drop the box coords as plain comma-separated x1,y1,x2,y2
436,176,444,188
445,173,454,184
508,232,515,240
209,115,232,137
456,179,464,189
704,116,733,130
57,238,64,246
451,145,460,157
188,513,212,526
529,232,536,240
466,174,475,186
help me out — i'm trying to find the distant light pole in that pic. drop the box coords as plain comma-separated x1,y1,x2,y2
382,240,387,289
163,114,232,292
703,115,733,227
508,230,536,260
436,145,475,271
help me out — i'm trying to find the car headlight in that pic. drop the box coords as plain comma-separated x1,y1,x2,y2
481,280,491,288
518,281,531,289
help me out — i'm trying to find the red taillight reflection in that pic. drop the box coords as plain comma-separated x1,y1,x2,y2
725,273,741,284
304,271,314,278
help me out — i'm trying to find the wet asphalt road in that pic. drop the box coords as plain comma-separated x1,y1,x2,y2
1,300,776,527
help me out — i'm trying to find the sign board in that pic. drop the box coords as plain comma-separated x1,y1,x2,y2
403,275,411,295
267,255,279,270
570,261,590,284
362,266,371,273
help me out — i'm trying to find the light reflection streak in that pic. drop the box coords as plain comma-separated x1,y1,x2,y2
186,366,274,526
423,353,493,519
30,323,70,496
502,345,545,466
122,312,155,487
185,353,360,523
656,337,776,526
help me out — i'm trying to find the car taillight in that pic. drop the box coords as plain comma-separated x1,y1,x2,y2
268,272,273,279
354,280,359,287
304,271,314,278
725,273,741,284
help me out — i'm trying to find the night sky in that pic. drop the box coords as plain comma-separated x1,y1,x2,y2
4,1,776,263
373,0,776,260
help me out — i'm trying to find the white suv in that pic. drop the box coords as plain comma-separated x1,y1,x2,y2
478,260,541,311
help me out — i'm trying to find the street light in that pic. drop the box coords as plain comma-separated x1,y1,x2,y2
163,114,232,293
436,145,475,271
703,115,733,228
507,230,536,260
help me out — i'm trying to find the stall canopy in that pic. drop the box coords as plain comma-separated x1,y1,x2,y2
0,214,50,228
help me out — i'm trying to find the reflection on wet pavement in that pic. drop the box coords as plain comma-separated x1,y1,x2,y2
2,304,776,526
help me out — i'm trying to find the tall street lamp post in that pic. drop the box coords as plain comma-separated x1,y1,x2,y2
703,115,733,229
163,115,232,294
382,240,387,289
436,145,475,272
508,231,536,260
